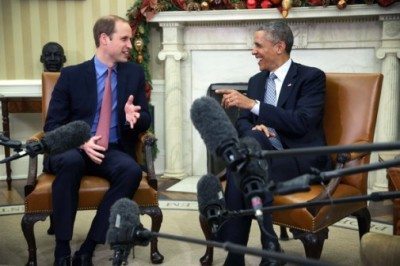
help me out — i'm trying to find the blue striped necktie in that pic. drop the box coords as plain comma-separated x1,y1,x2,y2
264,73,283,150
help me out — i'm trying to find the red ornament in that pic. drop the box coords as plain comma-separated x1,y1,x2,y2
307,0,323,5
145,82,152,101
247,0,257,8
377,0,397,7
270,0,282,5
260,0,274,8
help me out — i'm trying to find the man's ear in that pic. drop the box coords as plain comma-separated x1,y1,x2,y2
40,55,45,63
99,33,110,46
62,55,66,63
275,41,286,55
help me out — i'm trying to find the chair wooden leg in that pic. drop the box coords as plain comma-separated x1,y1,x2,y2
353,207,371,239
21,213,49,266
199,214,214,266
279,226,289,241
290,228,329,259
142,206,164,264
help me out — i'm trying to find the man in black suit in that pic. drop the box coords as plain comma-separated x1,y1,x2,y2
44,15,151,266
216,21,331,266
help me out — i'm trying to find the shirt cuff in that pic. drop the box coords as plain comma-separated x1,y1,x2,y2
251,100,260,116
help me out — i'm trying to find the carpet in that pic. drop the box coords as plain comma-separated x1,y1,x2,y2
0,207,378,266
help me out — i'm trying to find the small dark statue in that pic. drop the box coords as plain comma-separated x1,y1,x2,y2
40,42,66,72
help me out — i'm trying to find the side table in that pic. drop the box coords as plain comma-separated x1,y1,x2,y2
0,95,41,190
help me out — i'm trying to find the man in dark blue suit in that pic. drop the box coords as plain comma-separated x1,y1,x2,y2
44,15,151,266
216,21,331,265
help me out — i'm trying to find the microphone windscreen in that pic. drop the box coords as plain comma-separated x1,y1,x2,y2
43,120,91,155
106,198,140,245
190,96,238,155
197,174,226,216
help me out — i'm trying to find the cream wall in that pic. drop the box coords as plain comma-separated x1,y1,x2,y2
0,0,164,180
0,0,147,79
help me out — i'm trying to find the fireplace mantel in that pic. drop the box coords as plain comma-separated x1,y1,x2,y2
150,4,400,191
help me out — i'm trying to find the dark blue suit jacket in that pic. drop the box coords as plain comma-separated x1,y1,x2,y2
44,58,151,157
236,62,330,174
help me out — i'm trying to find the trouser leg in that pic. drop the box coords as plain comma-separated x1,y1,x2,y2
46,149,85,241
85,147,143,244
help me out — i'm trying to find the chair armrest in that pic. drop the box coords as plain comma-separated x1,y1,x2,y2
24,132,44,196
306,140,371,215
135,131,158,190
27,131,45,142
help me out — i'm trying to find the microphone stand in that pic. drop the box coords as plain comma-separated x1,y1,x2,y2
147,231,330,266
0,150,29,164
222,190,400,218
0,134,30,164
219,157,400,218
207,156,400,221
269,157,400,195
0,135,46,164
319,157,400,182
255,141,400,158
0,133,23,150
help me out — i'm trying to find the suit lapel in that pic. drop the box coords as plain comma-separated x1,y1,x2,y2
277,62,297,107
116,63,127,112
85,59,97,112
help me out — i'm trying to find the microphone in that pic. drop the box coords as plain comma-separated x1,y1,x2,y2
190,97,269,223
106,198,152,266
107,199,327,266
233,137,269,223
0,134,23,150
29,120,91,155
190,96,246,170
0,120,91,164
107,197,138,266
197,174,227,234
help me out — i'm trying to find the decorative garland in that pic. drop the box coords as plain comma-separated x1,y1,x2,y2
127,0,397,89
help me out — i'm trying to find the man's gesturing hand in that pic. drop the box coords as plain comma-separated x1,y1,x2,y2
124,95,141,129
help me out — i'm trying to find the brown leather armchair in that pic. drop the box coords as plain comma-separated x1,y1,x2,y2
200,73,383,264
21,72,164,266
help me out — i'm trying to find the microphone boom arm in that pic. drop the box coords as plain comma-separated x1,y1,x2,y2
149,231,328,266
320,157,400,182
269,157,400,195
225,191,400,218
257,141,400,158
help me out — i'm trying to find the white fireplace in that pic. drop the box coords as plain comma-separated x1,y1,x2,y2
149,4,400,191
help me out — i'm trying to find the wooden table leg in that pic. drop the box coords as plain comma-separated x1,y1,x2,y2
1,99,12,190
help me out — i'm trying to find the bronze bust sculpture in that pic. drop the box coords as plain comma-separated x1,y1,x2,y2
40,42,66,72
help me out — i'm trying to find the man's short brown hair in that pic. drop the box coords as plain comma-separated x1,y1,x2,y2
93,15,130,48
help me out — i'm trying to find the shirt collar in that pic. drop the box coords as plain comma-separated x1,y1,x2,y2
94,56,117,77
271,58,292,82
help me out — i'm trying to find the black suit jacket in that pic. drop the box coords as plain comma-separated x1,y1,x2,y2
236,62,330,173
44,58,151,157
